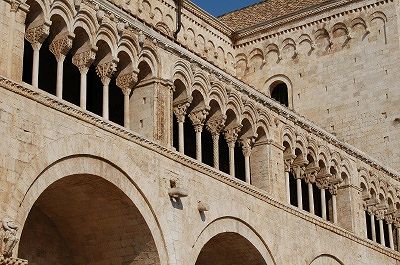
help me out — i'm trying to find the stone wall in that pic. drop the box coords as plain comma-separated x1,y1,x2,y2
234,0,400,172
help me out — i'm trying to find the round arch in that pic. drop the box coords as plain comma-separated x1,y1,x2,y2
6,134,169,265
190,217,276,265
264,74,293,109
309,254,344,265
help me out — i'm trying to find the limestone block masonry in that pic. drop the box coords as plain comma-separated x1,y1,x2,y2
0,0,399,264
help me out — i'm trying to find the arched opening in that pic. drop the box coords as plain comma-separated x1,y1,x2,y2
195,232,267,265
19,174,161,265
270,81,289,107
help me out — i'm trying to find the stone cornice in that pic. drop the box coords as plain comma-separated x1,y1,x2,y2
233,0,392,46
0,77,399,260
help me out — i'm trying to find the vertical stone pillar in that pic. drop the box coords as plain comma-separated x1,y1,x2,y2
321,188,327,220
72,49,96,109
386,215,394,250
116,70,139,128
188,109,209,162
368,208,377,242
394,221,400,251
329,184,339,223
223,126,242,178
305,174,316,214
173,103,190,153
241,138,253,184
293,165,305,210
25,24,49,87
283,155,295,204
95,60,117,120
49,34,74,98
376,210,386,246
206,115,226,170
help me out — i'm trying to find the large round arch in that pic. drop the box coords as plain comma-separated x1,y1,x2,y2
6,134,169,265
190,217,276,265
310,254,344,265
19,173,161,265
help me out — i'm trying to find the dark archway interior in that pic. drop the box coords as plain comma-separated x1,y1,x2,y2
289,172,297,207
270,82,289,107
234,143,245,181
22,39,33,84
19,174,160,265
195,232,267,265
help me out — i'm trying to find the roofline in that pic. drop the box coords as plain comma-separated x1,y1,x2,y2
183,0,234,37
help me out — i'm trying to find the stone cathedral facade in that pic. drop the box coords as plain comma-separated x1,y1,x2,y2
0,0,399,264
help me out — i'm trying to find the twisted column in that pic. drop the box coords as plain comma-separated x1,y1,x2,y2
223,126,242,178
188,109,209,162
116,70,139,128
49,34,74,98
25,24,49,87
96,60,117,120
206,114,226,170
72,49,96,109
173,103,190,153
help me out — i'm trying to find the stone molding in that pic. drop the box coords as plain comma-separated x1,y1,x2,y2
1,77,400,260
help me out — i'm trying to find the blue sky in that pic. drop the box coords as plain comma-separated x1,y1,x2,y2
191,0,262,17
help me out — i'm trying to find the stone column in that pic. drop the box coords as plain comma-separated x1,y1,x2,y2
224,126,242,178
72,49,96,109
394,221,400,251
386,215,394,250
293,165,305,210
368,208,377,242
25,24,49,87
188,109,209,162
376,210,386,246
283,155,295,205
116,70,139,128
241,138,252,184
206,115,226,170
305,173,316,214
173,103,190,153
96,60,117,120
49,34,73,98
317,179,329,220
329,184,339,223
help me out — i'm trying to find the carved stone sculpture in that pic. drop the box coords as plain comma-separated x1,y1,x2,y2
0,218,19,258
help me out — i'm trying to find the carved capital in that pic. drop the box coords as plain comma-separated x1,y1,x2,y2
173,103,190,123
49,34,73,61
206,114,226,136
241,138,253,157
328,184,338,195
72,49,96,73
96,60,117,85
304,172,316,184
375,209,386,221
385,214,394,224
116,70,139,95
25,24,49,50
316,178,329,189
189,109,209,133
224,125,242,145
0,218,19,258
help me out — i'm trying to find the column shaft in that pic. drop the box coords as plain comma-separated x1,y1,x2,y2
379,219,385,246
308,183,315,214
196,131,202,162
228,143,235,178
332,194,337,223
32,48,40,87
371,214,376,242
124,92,130,128
102,84,109,120
321,189,327,220
296,178,303,209
80,69,88,109
212,134,219,169
178,121,184,153
388,223,394,250
56,57,64,98
285,172,290,204
244,155,250,184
